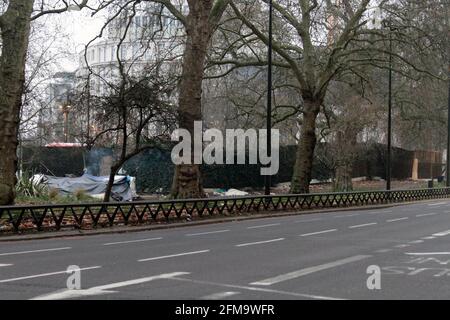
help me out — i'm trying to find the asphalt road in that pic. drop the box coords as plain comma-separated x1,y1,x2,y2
1,200,450,300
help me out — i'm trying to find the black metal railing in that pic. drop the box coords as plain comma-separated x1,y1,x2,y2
1,187,450,235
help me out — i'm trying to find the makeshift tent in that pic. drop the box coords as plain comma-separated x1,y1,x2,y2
37,174,136,201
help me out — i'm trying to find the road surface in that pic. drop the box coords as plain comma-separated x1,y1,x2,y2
1,200,450,300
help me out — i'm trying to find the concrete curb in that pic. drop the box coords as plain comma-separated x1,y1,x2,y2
0,198,445,242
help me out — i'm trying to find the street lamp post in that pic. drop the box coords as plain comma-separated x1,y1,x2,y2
265,0,273,196
447,64,450,187
381,19,395,191
387,26,393,191
60,104,72,143
445,2,450,187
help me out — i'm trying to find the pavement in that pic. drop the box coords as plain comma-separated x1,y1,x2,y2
1,199,450,300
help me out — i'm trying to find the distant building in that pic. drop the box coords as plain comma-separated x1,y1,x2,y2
75,2,186,96
38,71,76,145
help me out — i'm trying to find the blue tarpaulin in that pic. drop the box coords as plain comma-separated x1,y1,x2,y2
43,174,133,201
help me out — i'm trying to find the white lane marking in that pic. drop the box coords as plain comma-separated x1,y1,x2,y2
200,291,240,300
236,238,284,247
186,230,230,237
295,218,323,223
250,255,371,286
405,252,450,256
138,250,210,262
0,264,13,267
422,236,436,240
395,244,410,248
333,213,360,218
171,277,344,300
31,272,189,300
375,249,392,253
386,217,409,223
367,210,392,214
103,237,163,246
300,229,337,237
416,213,438,217
247,223,281,229
348,223,377,229
408,240,424,244
433,230,450,237
0,266,101,284
428,202,446,206
0,247,71,257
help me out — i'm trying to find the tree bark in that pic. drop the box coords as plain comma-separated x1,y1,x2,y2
333,130,356,192
104,164,120,203
0,0,35,205
171,1,215,199
290,99,321,194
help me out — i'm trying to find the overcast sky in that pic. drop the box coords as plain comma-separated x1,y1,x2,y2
51,10,106,71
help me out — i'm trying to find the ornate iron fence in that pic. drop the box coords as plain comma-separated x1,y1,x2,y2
1,187,449,235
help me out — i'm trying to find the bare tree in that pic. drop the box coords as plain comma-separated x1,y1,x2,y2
0,0,89,205
150,0,231,199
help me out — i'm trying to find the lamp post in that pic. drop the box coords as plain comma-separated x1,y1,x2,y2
264,0,273,196
60,104,72,143
382,19,395,191
445,2,450,187
447,63,450,187
387,24,393,191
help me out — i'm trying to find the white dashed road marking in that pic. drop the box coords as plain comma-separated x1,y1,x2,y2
0,264,12,267
103,237,163,246
416,213,438,217
405,252,450,256
348,223,377,229
295,218,323,223
139,250,210,262
186,230,230,237
408,240,424,244
250,255,371,286
300,229,337,237
375,249,392,253
428,202,446,206
0,247,71,257
247,223,281,229
333,213,360,218
200,291,240,300
433,230,450,237
386,217,408,223
236,238,285,247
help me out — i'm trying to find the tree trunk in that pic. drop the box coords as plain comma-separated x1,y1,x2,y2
290,99,321,194
333,130,356,192
334,163,353,192
103,164,120,203
171,2,214,199
0,0,35,205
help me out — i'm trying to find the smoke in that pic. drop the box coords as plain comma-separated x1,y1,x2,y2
84,148,113,176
